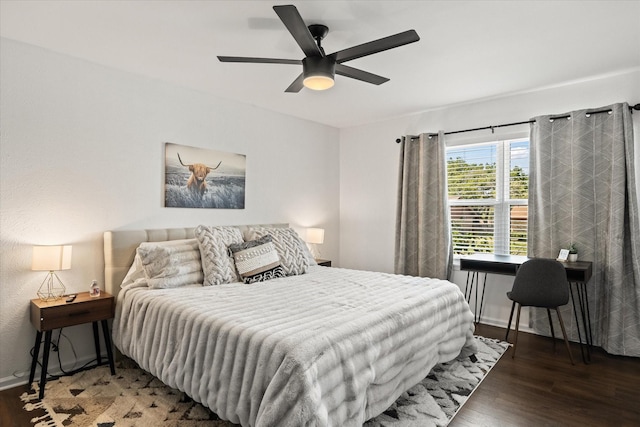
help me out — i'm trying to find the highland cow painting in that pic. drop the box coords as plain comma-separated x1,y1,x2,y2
164,142,246,209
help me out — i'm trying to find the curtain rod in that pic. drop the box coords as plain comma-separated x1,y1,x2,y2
395,102,640,143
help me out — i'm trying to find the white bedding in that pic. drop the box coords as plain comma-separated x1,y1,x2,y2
113,265,476,427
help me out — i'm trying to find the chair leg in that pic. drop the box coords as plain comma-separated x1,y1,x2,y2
506,301,516,341
512,304,522,359
547,308,556,351
555,308,575,365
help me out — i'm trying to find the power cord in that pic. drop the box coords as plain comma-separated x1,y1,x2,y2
25,328,100,383
55,328,80,375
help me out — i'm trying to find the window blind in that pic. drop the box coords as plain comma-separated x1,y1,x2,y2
447,139,529,256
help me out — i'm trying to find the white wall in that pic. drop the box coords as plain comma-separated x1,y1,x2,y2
339,69,640,330
0,38,340,389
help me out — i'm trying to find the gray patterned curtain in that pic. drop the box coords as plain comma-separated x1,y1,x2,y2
528,102,640,356
395,132,452,280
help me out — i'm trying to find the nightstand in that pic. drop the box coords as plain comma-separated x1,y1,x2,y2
316,259,332,267
28,291,116,399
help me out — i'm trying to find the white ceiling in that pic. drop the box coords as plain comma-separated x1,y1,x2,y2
2,1,639,128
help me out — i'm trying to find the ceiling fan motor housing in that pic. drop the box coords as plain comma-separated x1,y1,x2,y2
302,56,336,90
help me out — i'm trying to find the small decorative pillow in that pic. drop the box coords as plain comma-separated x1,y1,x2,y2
195,225,244,285
228,235,286,284
122,238,201,288
244,227,310,276
136,239,204,289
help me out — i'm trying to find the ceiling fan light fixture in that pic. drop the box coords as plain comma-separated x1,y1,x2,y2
304,75,334,91
302,56,335,90
219,5,420,93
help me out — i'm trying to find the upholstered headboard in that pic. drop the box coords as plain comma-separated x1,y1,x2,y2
103,224,288,302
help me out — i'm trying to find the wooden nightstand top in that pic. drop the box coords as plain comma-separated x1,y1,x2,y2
30,291,115,331
316,259,332,267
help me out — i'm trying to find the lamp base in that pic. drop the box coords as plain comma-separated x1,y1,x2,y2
37,271,66,301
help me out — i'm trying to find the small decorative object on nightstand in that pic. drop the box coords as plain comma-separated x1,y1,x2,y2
89,279,101,297
568,243,578,262
316,259,332,267
28,291,116,399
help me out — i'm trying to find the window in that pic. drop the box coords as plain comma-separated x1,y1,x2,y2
446,139,529,256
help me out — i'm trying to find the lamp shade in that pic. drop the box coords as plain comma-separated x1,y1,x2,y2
306,228,325,245
32,245,72,271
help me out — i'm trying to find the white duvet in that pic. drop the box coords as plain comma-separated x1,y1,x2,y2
113,266,476,427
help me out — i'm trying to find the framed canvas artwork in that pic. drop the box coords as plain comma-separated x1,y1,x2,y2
164,142,246,209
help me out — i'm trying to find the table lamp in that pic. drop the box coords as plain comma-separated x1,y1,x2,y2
305,228,325,259
32,245,72,301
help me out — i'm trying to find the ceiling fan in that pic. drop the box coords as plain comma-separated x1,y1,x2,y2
217,4,420,92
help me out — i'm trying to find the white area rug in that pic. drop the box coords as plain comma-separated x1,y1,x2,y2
22,336,508,427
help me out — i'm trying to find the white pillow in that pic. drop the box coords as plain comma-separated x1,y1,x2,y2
121,238,199,288
242,227,317,267
244,227,310,276
195,225,244,285
135,239,204,289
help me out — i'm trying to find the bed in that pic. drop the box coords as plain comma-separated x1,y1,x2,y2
104,224,476,427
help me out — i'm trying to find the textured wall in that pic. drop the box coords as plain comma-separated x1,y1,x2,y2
0,38,340,388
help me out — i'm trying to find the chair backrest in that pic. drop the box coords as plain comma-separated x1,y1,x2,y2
509,258,569,307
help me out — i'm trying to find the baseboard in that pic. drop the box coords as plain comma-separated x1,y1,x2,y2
476,315,535,334
0,352,110,391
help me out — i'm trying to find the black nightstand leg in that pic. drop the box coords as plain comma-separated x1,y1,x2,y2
101,320,116,375
92,321,102,365
39,331,52,399
28,330,42,390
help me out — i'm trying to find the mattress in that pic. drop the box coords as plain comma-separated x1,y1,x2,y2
113,265,476,427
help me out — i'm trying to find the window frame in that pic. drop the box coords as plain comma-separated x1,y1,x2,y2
446,136,529,257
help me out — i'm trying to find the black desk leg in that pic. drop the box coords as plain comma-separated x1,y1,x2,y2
569,282,591,363
464,272,473,302
464,272,475,319
28,330,42,390
576,282,593,362
38,331,52,399
568,284,585,362
101,320,116,375
478,273,487,323
92,321,102,366
464,271,486,324
474,273,479,321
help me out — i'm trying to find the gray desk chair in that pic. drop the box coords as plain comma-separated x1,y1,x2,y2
505,258,574,365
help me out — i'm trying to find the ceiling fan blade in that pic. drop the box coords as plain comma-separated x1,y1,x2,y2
330,29,420,63
273,5,322,58
335,64,389,85
285,73,305,93
218,56,301,65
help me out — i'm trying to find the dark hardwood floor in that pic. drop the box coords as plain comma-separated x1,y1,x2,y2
453,324,640,427
1,324,639,426
0,383,44,427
